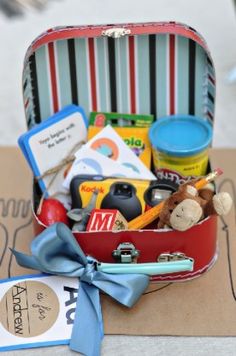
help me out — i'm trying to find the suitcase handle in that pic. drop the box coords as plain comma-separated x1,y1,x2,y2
96,258,194,276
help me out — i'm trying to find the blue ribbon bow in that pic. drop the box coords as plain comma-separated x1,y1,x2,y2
11,223,149,356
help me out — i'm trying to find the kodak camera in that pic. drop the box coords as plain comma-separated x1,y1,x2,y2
70,175,178,222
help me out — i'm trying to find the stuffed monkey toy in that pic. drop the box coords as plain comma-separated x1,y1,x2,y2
157,179,233,231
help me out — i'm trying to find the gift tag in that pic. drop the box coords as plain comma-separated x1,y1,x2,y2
0,274,79,351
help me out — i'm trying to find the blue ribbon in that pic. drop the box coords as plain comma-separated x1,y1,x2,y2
11,223,149,356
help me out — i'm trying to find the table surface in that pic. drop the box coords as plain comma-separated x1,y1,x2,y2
1,0,236,355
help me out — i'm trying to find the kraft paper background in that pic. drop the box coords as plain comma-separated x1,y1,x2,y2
0,147,236,337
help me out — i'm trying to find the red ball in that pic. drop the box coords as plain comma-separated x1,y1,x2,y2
36,198,69,227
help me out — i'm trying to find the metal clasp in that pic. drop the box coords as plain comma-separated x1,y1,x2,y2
112,242,140,263
157,252,193,263
102,28,131,38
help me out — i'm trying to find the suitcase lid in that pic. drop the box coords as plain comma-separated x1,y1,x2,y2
22,22,215,129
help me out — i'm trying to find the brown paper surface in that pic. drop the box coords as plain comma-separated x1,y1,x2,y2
1,147,236,336
0,147,37,278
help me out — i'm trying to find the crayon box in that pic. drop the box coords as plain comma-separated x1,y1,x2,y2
89,111,154,127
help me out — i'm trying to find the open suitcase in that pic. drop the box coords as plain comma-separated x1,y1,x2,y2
22,21,217,282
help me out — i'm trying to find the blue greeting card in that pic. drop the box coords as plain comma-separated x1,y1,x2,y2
18,105,88,207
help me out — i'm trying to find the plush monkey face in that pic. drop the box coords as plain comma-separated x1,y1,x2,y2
157,180,233,231
169,199,203,231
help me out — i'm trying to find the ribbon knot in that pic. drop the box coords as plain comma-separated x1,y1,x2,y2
11,223,149,356
81,261,97,284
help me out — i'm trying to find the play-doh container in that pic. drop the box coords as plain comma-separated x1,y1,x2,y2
149,115,213,177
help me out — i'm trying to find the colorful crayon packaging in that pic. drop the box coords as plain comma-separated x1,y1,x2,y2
88,126,152,169
89,111,154,128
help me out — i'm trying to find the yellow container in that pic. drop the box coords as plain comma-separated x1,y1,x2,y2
152,148,209,177
149,115,213,177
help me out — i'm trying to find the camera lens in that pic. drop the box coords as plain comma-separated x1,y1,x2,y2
114,183,132,197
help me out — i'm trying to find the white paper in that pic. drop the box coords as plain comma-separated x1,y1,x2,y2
0,275,79,350
85,125,156,180
63,145,142,190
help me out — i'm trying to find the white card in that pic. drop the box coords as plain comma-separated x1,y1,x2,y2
63,145,142,190
0,274,79,351
85,125,156,180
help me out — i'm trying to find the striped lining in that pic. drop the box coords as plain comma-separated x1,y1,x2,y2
68,38,79,105
107,37,117,112
23,63,34,128
23,33,215,127
188,39,196,115
28,53,40,125
149,34,156,117
205,57,215,122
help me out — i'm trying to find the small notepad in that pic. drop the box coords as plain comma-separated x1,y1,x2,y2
18,105,88,207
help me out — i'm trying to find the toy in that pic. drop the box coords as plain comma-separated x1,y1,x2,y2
36,198,69,226
157,179,233,231
128,169,227,230
86,209,128,232
67,189,98,231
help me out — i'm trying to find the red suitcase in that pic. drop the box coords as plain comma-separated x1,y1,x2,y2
22,22,217,281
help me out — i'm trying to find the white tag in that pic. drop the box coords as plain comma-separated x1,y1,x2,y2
0,274,79,351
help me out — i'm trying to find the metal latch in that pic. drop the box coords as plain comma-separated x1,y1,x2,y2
157,252,193,263
112,242,140,263
102,28,131,38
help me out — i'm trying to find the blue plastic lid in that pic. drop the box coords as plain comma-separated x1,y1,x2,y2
149,115,213,157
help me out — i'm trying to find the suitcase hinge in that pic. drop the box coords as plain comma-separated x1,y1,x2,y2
102,28,131,38
112,242,140,263
157,252,193,263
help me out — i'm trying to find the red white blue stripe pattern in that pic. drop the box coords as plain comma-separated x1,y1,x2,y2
22,23,215,128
